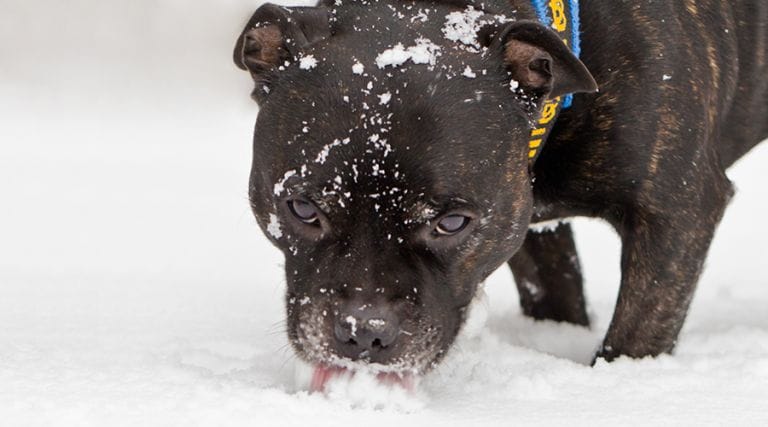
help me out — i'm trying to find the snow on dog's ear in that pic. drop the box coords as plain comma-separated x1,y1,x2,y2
233,3,331,103
489,21,597,99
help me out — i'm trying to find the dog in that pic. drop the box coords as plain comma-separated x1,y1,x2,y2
233,0,768,386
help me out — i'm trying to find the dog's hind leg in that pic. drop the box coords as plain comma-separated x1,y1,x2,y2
507,222,589,326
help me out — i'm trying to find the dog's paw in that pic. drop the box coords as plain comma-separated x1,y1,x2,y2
591,344,619,366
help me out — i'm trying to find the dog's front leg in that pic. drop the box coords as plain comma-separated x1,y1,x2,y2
508,222,589,326
595,171,733,362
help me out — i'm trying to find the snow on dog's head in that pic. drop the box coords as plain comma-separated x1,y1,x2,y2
234,1,597,383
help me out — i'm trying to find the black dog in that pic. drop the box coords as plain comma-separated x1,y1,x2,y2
234,0,768,379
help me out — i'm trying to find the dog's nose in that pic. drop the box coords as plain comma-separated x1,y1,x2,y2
334,305,399,359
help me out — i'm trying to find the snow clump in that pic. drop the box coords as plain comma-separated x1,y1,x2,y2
442,6,486,49
376,38,442,68
299,55,318,70
266,214,283,239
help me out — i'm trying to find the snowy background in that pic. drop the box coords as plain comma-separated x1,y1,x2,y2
1,0,767,425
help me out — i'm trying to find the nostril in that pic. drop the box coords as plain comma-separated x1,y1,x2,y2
334,305,400,359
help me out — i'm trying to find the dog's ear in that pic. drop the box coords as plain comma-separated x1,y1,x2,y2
233,4,331,102
490,21,597,99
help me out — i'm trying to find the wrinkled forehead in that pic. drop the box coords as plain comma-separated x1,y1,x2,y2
257,2,523,135
320,2,515,85
259,79,518,200
255,3,528,216
263,2,517,100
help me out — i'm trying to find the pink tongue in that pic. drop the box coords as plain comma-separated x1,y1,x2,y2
310,365,415,393
310,365,348,392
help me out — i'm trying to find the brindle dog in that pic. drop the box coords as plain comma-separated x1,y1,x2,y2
234,0,768,377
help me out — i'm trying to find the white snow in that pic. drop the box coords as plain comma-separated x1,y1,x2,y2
267,214,283,239
1,0,768,426
529,218,570,233
368,318,386,328
411,9,430,24
352,61,365,75
462,66,477,78
378,92,392,105
274,170,298,196
376,38,442,69
315,138,351,164
346,315,358,337
299,54,318,70
442,7,512,51
442,6,486,49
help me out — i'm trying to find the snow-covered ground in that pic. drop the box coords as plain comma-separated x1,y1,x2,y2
1,1,766,425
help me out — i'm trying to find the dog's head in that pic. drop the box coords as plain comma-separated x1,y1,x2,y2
235,1,595,377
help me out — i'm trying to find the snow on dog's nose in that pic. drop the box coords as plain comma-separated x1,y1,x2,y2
333,303,400,361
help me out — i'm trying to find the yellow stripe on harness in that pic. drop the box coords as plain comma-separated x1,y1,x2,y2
527,0,573,165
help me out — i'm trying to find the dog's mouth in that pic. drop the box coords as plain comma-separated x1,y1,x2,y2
291,300,450,389
309,363,417,393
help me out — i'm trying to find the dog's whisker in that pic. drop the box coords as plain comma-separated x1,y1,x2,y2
273,341,292,355
267,328,288,337
278,352,299,371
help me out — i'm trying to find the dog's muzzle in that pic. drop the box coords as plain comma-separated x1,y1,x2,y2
332,299,401,363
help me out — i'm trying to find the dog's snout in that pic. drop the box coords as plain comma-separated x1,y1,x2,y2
333,304,400,360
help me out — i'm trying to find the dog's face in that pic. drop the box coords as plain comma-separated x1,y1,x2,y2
235,1,595,376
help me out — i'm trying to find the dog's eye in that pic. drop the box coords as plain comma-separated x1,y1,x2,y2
288,199,319,225
435,215,471,236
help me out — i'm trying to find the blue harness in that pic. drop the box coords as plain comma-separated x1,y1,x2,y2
526,0,581,162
